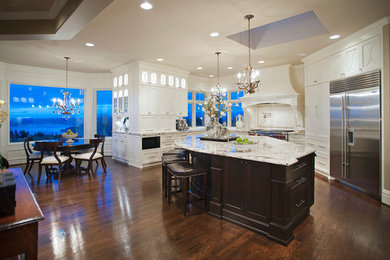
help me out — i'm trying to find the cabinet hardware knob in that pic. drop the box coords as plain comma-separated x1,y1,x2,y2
295,200,305,208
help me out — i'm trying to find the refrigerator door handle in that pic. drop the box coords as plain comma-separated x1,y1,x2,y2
347,128,355,146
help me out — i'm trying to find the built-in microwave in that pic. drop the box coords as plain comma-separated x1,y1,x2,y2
142,136,160,150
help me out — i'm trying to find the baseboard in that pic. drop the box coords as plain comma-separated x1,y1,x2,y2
315,170,335,181
382,189,390,206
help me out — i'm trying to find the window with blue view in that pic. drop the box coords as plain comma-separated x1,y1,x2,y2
9,84,85,143
195,104,204,126
184,103,193,127
231,102,244,127
96,90,112,137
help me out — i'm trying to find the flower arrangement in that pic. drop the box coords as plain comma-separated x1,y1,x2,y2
0,100,8,128
200,89,232,119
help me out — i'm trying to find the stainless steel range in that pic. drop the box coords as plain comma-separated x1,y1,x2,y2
248,129,293,141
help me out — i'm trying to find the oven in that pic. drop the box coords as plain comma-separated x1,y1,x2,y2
142,136,160,150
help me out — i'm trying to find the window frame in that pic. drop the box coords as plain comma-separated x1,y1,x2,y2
7,82,86,144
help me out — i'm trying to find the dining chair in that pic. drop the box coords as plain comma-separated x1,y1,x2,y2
73,138,106,177
23,137,41,178
94,134,107,170
36,141,70,183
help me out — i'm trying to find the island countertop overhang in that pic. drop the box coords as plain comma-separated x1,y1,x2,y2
175,135,316,166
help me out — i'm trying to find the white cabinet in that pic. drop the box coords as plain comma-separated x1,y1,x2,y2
361,35,381,73
305,82,330,176
112,133,129,163
174,90,187,116
305,58,330,86
139,86,150,115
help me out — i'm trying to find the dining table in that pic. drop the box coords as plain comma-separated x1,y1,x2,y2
33,138,95,176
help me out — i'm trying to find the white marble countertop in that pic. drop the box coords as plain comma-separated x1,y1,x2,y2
175,134,315,166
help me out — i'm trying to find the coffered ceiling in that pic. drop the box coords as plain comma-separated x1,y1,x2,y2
0,0,389,77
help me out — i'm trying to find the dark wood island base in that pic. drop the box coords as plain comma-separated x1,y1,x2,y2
193,151,315,246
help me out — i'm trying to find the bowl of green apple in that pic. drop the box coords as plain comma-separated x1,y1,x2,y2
234,137,257,145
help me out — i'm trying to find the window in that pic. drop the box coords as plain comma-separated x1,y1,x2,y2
9,84,84,143
186,90,244,128
195,104,204,126
231,103,244,127
96,90,112,136
184,103,193,127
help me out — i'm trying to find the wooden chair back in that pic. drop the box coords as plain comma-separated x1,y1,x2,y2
23,137,33,158
94,134,105,155
89,138,103,160
35,141,63,163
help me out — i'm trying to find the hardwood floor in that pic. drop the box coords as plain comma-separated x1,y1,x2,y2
11,158,390,260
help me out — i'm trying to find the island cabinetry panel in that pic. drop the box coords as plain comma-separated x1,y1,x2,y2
223,158,271,226
208,155,224,218
204,152,315,246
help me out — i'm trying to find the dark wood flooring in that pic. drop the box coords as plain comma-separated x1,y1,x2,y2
10,157,390,260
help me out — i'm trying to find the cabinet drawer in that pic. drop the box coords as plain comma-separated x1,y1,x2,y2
289,182,308,219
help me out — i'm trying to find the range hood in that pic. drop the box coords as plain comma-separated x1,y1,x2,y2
240,64,303,130
240,64,298,107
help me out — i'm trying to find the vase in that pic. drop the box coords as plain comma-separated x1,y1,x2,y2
207,116,224,139
236,114,244,129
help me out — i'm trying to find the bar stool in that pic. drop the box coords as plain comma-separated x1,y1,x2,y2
161,154,186,197
163,148,186,156
167,161,207,216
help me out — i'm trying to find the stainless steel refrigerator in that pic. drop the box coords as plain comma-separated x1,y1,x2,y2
330,70,381,199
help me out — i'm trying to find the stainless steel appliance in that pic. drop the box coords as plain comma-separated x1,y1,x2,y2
330,70,381,199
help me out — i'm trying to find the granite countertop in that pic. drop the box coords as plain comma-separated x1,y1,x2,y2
122,128,207,136
175,134,315,166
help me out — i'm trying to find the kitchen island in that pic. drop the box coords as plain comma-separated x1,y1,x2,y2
175,135,316,245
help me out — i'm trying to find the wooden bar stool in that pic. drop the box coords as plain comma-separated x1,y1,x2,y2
167,161,207,216
161,154,186,197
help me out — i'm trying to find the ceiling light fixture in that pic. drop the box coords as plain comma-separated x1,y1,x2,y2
329,34,340,40
156,58,164,62
85,42,94,47
140,1,153,10
52,57,80,117
258,60,265,64
197,67,203,70
210,32,219,37
237,14,260,94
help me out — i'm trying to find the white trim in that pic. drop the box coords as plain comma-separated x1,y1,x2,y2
382,189,390,206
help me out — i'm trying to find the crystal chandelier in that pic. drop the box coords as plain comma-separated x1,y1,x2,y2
211,51,226,94
237,14,260,94
52,57,80,116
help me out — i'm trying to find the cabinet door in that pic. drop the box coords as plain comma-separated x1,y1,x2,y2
343,45,361,76
305,83,329,137
361,35,381,73
329,53,344,80
223,158,245,214
245,161,271,222
174,90,187,116
149,87,162,115
139,86,150,115
304,85,318,135
305,62,318,85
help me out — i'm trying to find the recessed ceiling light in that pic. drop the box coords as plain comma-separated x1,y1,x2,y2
329,34,340,40
227,66,233,70
297,53,306,57
258,60,265,64
209,32,219,37
140,1,153,10
196,67,203,70
209,75,214,78
156,58,164,62
85,42,94,47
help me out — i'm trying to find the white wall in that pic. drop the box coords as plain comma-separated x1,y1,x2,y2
188,75,212,91
0,62,112,165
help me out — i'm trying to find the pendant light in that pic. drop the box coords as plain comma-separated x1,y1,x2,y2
236,14,260,94
52,57,80,117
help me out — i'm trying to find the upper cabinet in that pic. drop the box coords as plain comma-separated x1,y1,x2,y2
305,34,382,86
139,70,186,89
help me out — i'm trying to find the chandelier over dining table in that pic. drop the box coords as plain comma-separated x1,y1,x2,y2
237,14,261,94
52,57,81,116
